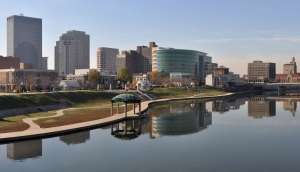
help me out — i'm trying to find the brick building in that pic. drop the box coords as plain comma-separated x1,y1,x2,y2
0,56,20,69
213,66,229,77
136,42,157,73
0,69,58,92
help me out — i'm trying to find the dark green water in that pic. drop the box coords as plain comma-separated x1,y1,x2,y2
1,95,300,171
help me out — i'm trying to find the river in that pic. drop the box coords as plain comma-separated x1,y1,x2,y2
1,92,300,171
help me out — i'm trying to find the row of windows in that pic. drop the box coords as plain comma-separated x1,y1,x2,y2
156,51,200,55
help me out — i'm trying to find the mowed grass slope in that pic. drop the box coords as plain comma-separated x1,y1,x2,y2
56,91,123,107
0,111,56,133
149,86,226,99
34,106,135,128
0,94,59,110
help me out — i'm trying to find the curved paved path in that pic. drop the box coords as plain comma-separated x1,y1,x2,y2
0,93,233,142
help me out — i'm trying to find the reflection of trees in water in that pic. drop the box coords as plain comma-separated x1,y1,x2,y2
60,131,90,145
7,139,42,161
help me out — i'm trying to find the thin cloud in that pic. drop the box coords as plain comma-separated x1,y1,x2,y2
190,36,300,43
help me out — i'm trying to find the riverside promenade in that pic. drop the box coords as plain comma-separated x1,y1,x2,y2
0,93,233,142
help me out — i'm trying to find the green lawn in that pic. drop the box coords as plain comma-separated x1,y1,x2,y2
0,111,57,133
148,86,226,99
0,94,59,110
56,91,125,108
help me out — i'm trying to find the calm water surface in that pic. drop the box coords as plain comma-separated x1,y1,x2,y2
1,94,300,172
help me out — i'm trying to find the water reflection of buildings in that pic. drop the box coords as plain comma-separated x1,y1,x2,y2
247,97,276,118
283,101,297,116
60,131,90,145
275,98,298,117
7,139,42,161
209,98,245,114
150,102,211,138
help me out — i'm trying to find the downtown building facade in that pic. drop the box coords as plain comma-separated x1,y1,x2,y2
116,42,158,74
246,60,276,84
0,56,58,92
0,69,57,85
116,50,141,73
97,47,119,73
7,15,42,69
55,30,90,76
283,57,297,74
41,57,48,70
136,42,157,73
153,49,206,84
276,57,300,83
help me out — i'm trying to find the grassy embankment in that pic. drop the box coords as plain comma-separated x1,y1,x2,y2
0,111,56,133
149,86,226,99
0,91,123,133
34,105,135,128
0,87,226,133
0,94,59,110
34,91,137,128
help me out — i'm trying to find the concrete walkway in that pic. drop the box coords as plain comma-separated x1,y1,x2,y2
0,93,233,142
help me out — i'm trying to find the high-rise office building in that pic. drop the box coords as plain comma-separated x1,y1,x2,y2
97,47,119,73
204,56,212,76
116,50,140,74
136,42,157,73
55,30,90,75
7,15,42,69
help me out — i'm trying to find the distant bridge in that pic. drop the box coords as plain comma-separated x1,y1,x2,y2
254,83,300,87
253,83,300,95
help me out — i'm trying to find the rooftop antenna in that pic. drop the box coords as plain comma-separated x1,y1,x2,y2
69,24,70,31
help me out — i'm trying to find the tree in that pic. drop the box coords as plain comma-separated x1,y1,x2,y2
191,77,200,86
148,71,166,85
132,80,137,86
117,68,132,83
88,70,102,89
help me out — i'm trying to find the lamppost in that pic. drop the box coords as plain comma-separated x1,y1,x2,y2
20,82,23,93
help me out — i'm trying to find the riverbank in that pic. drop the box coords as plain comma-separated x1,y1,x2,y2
0,91,234,142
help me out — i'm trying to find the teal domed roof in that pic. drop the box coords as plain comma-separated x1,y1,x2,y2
111,94,141,103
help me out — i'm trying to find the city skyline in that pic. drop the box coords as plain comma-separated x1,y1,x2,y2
1,0,300,75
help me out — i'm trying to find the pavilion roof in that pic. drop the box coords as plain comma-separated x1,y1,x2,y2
111,94,141,103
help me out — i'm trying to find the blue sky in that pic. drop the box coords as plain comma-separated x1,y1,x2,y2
0,0,300,74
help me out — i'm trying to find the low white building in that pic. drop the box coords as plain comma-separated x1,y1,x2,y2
59,80,81,90
137,80,152,90
206,73,244,86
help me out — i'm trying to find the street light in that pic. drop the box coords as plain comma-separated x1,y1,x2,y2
20,82,23,93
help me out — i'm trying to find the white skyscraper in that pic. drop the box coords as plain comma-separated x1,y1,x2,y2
55,30,90,75
7,15,42,69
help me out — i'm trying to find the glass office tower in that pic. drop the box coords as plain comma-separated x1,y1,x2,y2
155,49,206,83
